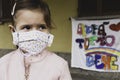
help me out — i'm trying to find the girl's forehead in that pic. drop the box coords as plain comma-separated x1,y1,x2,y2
15,9,46,26
15,9,43,18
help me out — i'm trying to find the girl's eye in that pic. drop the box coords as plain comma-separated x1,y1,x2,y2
21,25,31,30
39,24,47,30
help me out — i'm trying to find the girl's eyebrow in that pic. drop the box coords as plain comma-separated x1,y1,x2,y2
37,24,47,26
19,24,47,28
21,23,46,26
20,24,32,27
36,23,46,25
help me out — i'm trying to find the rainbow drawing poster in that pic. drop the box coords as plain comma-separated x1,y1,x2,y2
71,18,120,72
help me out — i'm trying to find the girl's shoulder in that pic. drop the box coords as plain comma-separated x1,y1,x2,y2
0,50,17,66
46,51,68,65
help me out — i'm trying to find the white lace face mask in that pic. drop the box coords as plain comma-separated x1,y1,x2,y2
12,30,54,56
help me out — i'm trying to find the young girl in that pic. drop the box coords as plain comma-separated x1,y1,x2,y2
0,0,72,80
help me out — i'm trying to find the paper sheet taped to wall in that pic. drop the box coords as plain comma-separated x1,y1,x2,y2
71,18,120,72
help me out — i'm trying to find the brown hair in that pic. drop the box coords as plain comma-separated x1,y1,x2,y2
12,0,53,29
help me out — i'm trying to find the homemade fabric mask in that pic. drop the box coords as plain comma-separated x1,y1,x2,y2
12,30,54,56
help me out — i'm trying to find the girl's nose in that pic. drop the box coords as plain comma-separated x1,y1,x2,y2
32,26,38,30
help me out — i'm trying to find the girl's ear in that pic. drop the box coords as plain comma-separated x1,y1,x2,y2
8,25,15,32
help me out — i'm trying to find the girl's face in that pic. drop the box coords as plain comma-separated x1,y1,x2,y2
12,9,49,33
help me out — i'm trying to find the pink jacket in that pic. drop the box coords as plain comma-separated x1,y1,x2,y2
0,49,72,80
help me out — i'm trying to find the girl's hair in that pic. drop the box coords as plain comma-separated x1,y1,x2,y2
11,0,53,29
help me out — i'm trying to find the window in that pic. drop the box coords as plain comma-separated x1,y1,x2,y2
0,0,15,23
78,0,120,17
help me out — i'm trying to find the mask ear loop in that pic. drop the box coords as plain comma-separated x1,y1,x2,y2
48,34,54,47
17,32,19,45
11,3,16,16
